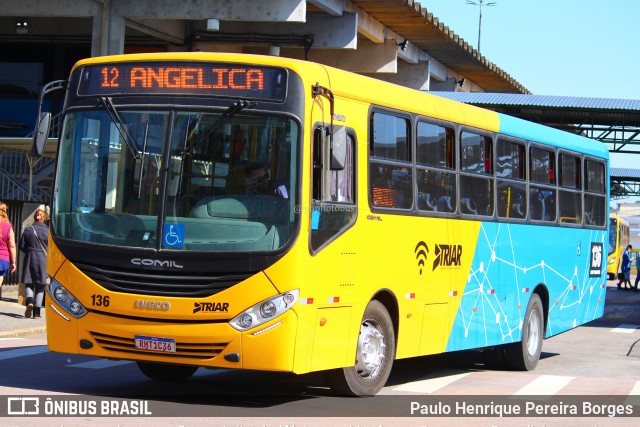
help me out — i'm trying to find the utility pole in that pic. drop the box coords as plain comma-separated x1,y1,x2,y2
466,0,497,53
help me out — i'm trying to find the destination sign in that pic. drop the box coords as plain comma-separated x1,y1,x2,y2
77,62,287,101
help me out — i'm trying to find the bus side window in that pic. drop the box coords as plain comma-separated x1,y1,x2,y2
311,127,357,252
416,122,456,214
369,112,412,209
459,132,494,216
529,146,556,222
558,153,582,224
584,160,606,227
496,138,526,220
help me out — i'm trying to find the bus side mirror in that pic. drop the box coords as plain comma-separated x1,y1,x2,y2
31,112,52,158
330,126,347,170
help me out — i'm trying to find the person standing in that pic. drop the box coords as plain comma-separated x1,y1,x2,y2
633,253,640,292
20,208,48,318
617,244,634,290
0,201,17,299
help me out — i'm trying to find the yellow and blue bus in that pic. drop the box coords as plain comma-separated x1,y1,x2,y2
607,214,629,280
35,52,609,396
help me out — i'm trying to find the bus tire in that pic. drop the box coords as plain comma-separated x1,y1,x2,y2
505,293,544,371
328,300,395,396
136,362,198,381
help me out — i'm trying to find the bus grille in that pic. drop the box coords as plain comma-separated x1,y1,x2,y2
89,331,227,359
74,262,251,297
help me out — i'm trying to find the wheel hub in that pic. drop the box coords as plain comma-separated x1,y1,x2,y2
355,320,386,378
526,309,541,357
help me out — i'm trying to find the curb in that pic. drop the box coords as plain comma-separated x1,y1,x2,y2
0,326,47,338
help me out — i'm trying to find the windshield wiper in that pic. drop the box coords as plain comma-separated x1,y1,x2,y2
181,100,256,158
99,96,142,159
211,99,256,132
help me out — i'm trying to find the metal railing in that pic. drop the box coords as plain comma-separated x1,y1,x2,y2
0,151,53,202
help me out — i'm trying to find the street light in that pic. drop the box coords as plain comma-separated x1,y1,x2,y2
466,0,496,53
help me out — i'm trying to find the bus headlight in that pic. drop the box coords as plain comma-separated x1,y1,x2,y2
48,279,88,318
230,289,299,332
608,258,615,264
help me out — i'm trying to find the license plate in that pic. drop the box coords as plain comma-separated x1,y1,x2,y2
134,335,176,353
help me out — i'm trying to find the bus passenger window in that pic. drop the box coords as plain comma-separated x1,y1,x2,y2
529,187,556,222
416,122,456,214
460,175,493,216
584,160,606,227
460,131,493,216
417,169,456,213
558,153,581,224
496,138,526,220
369,112,413,210
529,147,556,222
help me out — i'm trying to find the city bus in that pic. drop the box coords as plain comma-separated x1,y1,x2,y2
34,52,609,396
608,214,630,280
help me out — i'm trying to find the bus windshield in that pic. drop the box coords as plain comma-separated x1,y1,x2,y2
53,107,299,252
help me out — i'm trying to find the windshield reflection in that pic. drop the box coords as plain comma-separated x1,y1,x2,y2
53,109,299,252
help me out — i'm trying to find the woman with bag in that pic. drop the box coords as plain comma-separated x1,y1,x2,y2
20,208,48,318
0,201,17,299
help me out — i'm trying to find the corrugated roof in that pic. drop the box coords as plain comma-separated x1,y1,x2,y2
351,0,529,94
429,92,640,128
611,168,640,180
430,92,640,111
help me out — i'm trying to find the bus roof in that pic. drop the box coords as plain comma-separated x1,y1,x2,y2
498,113,609,160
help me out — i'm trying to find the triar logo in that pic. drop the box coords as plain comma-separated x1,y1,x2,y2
433,244,463,270
193,302,229,313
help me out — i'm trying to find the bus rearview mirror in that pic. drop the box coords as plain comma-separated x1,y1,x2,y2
31,112,52,158
330,126,347,170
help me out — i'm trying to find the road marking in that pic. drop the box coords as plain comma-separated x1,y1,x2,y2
0,346,48,361
67,359,133,369
393,370,470,393
611,324,639,333
514,375,573,397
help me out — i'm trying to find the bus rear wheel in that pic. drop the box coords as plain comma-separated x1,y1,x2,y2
328,300,395,396
136,361,198,381
505,293,544,371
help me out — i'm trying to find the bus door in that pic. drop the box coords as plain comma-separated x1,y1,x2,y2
307,85,358,370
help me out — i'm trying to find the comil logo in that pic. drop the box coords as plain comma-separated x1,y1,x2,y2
131,258,183,269
414,241,429,275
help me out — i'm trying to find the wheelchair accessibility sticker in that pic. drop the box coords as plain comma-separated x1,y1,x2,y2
163,224,185,249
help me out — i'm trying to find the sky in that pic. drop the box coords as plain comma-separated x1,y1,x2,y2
426,0,639,99
426,0,640,204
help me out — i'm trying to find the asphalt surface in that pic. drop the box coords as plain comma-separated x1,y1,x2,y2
0,284,46,338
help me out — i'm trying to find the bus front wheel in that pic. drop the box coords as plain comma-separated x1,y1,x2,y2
328,300,396,396
505,293,544,371
136,361,198,381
